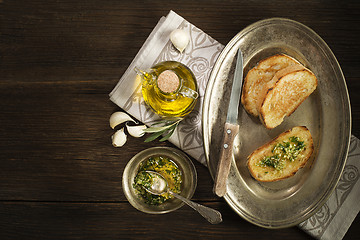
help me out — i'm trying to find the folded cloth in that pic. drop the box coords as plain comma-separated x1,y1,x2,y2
299,135,360,240
109,10,359,239
109,10,223,165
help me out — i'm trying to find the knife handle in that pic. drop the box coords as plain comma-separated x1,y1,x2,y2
213,122,239,197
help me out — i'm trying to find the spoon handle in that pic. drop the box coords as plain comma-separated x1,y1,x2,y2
170,191,223,224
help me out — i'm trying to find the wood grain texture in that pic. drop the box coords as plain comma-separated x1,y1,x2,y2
0,202,313,240
213,123,239,197
0,0,359,239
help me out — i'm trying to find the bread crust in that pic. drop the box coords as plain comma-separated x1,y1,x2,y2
259,69,318,129
241,54,302,117
247,126,314,182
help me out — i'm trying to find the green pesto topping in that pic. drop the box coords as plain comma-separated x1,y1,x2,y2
257,136,305,171
133,155,182,205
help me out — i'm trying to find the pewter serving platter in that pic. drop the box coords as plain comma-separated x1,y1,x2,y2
202,18,351,228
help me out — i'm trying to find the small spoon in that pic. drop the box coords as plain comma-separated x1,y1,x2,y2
143,171,223,224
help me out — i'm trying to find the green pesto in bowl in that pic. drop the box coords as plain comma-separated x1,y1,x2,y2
133,155,182,205
122,147,197,214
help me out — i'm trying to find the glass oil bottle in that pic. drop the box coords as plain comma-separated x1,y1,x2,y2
136,61,198,118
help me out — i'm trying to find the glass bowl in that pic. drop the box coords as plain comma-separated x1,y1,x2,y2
122,147,197,214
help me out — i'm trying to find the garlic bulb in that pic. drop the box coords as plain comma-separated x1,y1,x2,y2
111,128,127,147
170,29,190,53
126,124,147,138
109,112,135,129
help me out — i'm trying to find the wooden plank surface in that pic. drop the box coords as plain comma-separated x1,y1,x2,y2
0,202,312,240
0,0,359,239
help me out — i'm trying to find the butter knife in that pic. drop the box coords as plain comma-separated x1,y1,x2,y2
213,49,243,197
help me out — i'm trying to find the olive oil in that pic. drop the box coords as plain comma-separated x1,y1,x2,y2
139,61,198,118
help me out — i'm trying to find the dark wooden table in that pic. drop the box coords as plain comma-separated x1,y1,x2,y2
1,1,359,239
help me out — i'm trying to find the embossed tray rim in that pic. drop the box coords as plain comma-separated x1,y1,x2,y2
202,18,351,228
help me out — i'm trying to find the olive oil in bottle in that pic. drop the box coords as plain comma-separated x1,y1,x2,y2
137,61,198,118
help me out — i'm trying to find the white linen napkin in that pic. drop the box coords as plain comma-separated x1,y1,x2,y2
109,10,223,165
109,10,359,239
298,135,360,240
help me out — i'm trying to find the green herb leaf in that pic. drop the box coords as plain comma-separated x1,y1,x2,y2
144,130,167,142
143,118,183,142
159,125,177,142
143,125,172,133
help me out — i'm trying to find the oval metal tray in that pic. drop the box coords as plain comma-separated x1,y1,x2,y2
202,18,351,228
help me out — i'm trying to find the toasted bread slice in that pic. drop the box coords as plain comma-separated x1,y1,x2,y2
247,126,314,182
257,64,305,114
260,69,317,129
241,54,302,117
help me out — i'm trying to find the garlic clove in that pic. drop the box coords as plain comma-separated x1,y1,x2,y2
111,128,127,147
109,111,135,129
170,29,190,53
126,124,147,138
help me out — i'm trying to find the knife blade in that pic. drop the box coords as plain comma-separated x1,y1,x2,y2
213,49,243,197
